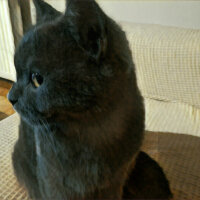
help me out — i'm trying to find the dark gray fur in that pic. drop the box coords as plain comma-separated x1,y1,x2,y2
9,0,145,199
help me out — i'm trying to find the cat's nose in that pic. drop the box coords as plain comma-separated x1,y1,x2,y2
7,82,21,106
7,91,18,106
9,98,18,106
8,94,18,105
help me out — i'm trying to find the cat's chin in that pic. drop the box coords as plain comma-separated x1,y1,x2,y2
19,113,42,127
15,106,46,127
22,115,39,126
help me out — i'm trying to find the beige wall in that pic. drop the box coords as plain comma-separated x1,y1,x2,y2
33,0,200,29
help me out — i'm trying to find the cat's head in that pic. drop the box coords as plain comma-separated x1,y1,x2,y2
8,0,134,125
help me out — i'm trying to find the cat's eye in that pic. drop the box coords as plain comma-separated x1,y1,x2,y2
31,73,43,88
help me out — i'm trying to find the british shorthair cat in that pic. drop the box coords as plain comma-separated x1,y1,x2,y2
8,0,172,199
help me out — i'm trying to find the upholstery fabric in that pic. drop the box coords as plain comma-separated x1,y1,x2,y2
142,131,200,200
120,22,200,136
144,98,200,137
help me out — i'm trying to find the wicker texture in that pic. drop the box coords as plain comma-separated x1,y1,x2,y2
0,114,28,200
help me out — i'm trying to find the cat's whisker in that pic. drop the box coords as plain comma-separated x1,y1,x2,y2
40,119,65,172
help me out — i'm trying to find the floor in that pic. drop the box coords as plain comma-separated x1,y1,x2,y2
0,79,15,121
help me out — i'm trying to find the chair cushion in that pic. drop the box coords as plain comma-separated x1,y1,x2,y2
142,131,200,199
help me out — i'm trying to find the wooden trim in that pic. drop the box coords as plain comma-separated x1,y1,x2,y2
18,0,32,33
8,0,32,47
8,0,23,47
0,78,13,89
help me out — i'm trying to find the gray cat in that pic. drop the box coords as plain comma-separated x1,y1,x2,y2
8,0,172,199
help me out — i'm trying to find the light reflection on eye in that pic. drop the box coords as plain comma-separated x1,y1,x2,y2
31,73,43,88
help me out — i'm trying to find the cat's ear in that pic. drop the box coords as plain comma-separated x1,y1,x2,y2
65,0,107,60
33,0,61,24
